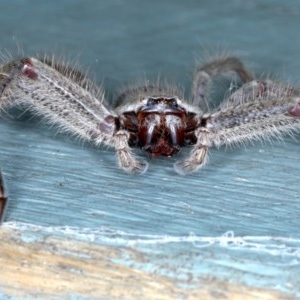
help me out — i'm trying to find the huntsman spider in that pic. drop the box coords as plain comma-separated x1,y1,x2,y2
0,55,300,222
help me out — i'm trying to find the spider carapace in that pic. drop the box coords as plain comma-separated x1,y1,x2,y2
117,96,200,157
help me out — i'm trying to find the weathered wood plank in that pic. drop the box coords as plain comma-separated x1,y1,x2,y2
0,226,296,300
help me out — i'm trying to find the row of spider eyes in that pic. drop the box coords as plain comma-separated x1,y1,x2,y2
146,97,179,107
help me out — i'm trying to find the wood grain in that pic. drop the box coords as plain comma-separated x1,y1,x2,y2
0,227,296,300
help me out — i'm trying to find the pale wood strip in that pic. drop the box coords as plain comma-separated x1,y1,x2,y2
0,227,295,300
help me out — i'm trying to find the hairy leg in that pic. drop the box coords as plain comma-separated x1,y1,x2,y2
210,95,300,146
0,57,151,174
0,170,7,224
191,56,254,112
179,97,300,175
0,57,116,144
176,81,300,175
220,79,300,109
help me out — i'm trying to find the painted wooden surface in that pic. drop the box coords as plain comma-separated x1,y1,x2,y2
1,1,300,299
0,226,296,300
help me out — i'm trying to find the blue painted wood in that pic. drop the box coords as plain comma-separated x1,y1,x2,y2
1,0,300,298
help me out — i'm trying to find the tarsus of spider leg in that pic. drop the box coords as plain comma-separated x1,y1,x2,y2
0,57,146,173
191,56,254,112
114,130,148,174
174,128,211,175
0,170,7,224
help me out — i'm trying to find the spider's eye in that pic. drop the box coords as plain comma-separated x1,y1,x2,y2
146,98,155,107
169,98,178,107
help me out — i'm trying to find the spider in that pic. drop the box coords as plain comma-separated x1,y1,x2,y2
0,54,300,222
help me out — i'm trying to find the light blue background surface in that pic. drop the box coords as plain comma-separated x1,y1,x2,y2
1,0,300,297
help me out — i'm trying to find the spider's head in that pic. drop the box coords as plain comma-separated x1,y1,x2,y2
137,96,188,157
